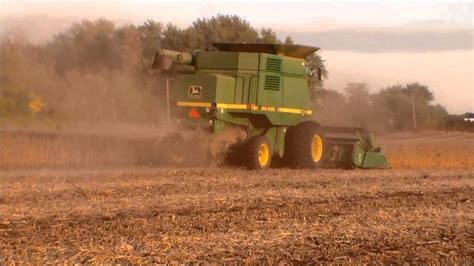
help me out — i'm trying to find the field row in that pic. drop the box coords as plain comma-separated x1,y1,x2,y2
1,168,472,263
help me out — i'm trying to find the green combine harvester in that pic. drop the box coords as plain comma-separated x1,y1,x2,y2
153,43,389,170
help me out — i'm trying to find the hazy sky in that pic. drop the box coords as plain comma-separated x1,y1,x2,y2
3,1,473,29
1,1,473,113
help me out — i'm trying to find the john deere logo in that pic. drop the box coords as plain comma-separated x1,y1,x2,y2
188,86,202,98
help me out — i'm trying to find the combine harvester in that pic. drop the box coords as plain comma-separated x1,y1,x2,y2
153,43,389,169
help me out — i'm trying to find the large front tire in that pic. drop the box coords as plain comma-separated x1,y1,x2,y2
285,122,326,169
246,135,272,170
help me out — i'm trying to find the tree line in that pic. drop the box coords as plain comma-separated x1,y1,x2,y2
0,14,470,131
312,83,456,131
0,15,295,127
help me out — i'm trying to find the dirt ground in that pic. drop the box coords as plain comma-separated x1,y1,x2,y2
1,167,472,263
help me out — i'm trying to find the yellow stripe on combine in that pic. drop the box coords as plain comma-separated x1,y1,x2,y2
277,107,302,114
176,101,313,115
176,101,212,108
216,103,248,109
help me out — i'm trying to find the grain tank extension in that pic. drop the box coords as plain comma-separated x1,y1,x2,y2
153,43,389,169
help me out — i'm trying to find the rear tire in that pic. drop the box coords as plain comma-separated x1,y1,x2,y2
285,122,326,169
246,135,272,170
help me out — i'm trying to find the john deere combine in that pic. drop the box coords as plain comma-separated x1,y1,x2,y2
153,43,389,169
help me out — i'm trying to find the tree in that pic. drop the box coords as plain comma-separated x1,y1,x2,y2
345,83,370,102
371,83,444,131
465,112,474,118
114,24,143,70
373,85,413,130
404,82,434,104
428,104,449,128
48,19,120,73
306,53,328,93
344,83,371,127
313,88,345,107
402,82,435,129
258,28,279,43
160,23,190,51
189,14,259,49
138,20,163,61
311,89,347,126
283,36,294,44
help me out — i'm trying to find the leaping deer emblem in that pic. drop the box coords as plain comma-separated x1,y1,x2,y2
188,86,202,98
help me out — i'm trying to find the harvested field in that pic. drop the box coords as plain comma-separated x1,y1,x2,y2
0,168,472,263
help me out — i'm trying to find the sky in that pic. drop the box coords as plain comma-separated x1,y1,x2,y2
2,1,473,29
1,1,473,113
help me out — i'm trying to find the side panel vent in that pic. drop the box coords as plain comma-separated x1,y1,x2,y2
264,75,280,90
266,58,282,72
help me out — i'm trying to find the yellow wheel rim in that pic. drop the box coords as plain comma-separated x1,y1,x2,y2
258,143,270,167
311,135,323,162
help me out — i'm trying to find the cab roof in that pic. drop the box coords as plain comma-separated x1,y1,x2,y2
211,43,319,59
